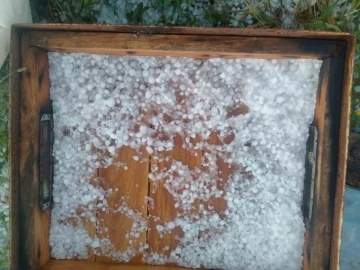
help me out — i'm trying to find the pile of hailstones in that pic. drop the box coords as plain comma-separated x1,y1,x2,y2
48,52,321,270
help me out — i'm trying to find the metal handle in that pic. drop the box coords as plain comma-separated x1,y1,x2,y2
39,113,54,210
303,125,318,227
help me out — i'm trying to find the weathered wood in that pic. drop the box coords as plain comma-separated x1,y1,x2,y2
9,25,22,270
330,37,356,270
304,43,349,270
16,31,52,269
302,58,330,270
202,133,231,217
14,23,356,41
42,260,184,270
96,147,149,264
202,104,248,218
29,31,338,59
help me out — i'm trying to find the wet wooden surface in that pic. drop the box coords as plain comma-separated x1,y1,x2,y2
96,147,149,264
148,134,202,261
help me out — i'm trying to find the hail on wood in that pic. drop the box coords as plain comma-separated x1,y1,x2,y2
48,53,321,269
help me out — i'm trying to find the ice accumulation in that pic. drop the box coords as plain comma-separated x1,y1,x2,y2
94,0,317,28
48,52,322,270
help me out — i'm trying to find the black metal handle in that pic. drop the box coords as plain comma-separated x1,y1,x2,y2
39,114,53,210
303,125,318,227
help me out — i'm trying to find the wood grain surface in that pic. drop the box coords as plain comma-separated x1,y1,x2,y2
9,24,22,270
148,134,202,261
329,39,354,270
13,23,356,40
29,31,338,59
96,147,149,264
16,32,52,269
302,58,329,270
42,260,184,270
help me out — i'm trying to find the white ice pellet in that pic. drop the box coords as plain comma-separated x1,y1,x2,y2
167,222,176,230
146,146,153,155
85,144,91,151
148,77,155,84
140,126,148,133
156,225,164,232
48,53,321,269
90,216,96,223
105,98,115,107
91,239,100,248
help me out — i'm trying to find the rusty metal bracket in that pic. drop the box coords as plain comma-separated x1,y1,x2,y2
303,125,318,227
39,113,54,210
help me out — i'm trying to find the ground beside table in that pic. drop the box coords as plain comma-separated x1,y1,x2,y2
340,187,360,270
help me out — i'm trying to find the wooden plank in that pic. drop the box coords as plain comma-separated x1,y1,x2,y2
203,104,248,217
329,37,356,270
9,25,22,270
303,39,352,270
96,146,149,264
148,134,202,261
305,54,344,270
15,23,355,41
13,31,52,269
302,58,329,270
64,171,98,261
202,134,232,217
33,49,52,268
29,31,338,59
42,260,184,270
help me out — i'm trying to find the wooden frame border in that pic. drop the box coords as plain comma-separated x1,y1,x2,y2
10,24,356,270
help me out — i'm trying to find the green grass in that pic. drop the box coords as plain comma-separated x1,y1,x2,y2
0,59,27,270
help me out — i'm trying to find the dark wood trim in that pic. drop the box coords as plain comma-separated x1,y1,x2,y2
28,31,338,59
9,24,22,270
12,24,355,42
330,36,356,270
11,29,52,270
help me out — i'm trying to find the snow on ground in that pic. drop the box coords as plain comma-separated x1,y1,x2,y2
0,180,8,253
0,149,9,263
53,0,358,32
94,0,307,27
48,52,321,269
